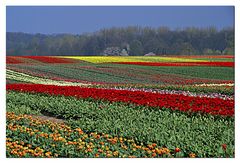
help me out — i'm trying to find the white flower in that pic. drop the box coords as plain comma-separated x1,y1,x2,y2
194,83,234,87
6,69,91,86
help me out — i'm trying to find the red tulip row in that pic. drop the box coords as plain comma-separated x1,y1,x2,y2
15,56,75,64
114,62,234,67
6,57,23,64
7,84,234,116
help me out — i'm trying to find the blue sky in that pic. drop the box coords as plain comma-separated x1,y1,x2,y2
6,6,234,34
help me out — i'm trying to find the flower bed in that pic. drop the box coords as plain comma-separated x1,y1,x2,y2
7,84,234,116
114,62,234,67
6,57,23,64
7,112,179,158
19,56,76,63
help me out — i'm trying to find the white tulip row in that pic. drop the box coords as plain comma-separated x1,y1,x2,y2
6,69,91,86
194,83,234,87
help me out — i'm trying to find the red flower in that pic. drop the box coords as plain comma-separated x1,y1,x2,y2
222,144,227,151
6,57,23,64
175,148,181,153
6,84,234,117
18,56,75,64
114,62,234,67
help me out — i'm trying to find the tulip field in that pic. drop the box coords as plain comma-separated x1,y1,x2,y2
6,55,234,158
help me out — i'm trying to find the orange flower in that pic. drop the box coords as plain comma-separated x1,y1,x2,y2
189,153,196,158
156,149,163,155
152,153,157,157
147,144,153,149
111,140,117,144
106,153,112,157
87,148,93,152
136,145,141,149
33,153,40,157
45,151,52,157
99,142,104,145
162,148,170,154
143,147,149,151
98,149,103,153
76,128,84,135
11,150,18,155
152,143,157,147
95,153,100,157
89,142,93,146
96,135,101,139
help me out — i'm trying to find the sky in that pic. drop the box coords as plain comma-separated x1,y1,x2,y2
6,6,234,34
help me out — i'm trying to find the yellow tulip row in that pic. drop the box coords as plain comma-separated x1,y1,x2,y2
61,56,205,63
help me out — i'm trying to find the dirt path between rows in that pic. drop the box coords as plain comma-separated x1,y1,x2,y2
30,114,65,124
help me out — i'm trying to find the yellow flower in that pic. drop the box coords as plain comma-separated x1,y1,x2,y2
147,150,152,154
45,151,52,157
156,149,163,155
78,145,84,150
30,132,35,136
113,151,119,156
121,145,128,150
162,148,170,154
128,155,136,158
35,147,41,151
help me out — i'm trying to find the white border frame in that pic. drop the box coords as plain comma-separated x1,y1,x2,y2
1,1,239,163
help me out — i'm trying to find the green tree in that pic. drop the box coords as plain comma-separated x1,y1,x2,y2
129,40,144,56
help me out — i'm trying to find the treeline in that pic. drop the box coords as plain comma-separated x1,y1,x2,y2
6,26,234,56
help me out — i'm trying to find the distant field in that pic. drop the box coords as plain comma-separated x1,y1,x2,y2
6,55,234,158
